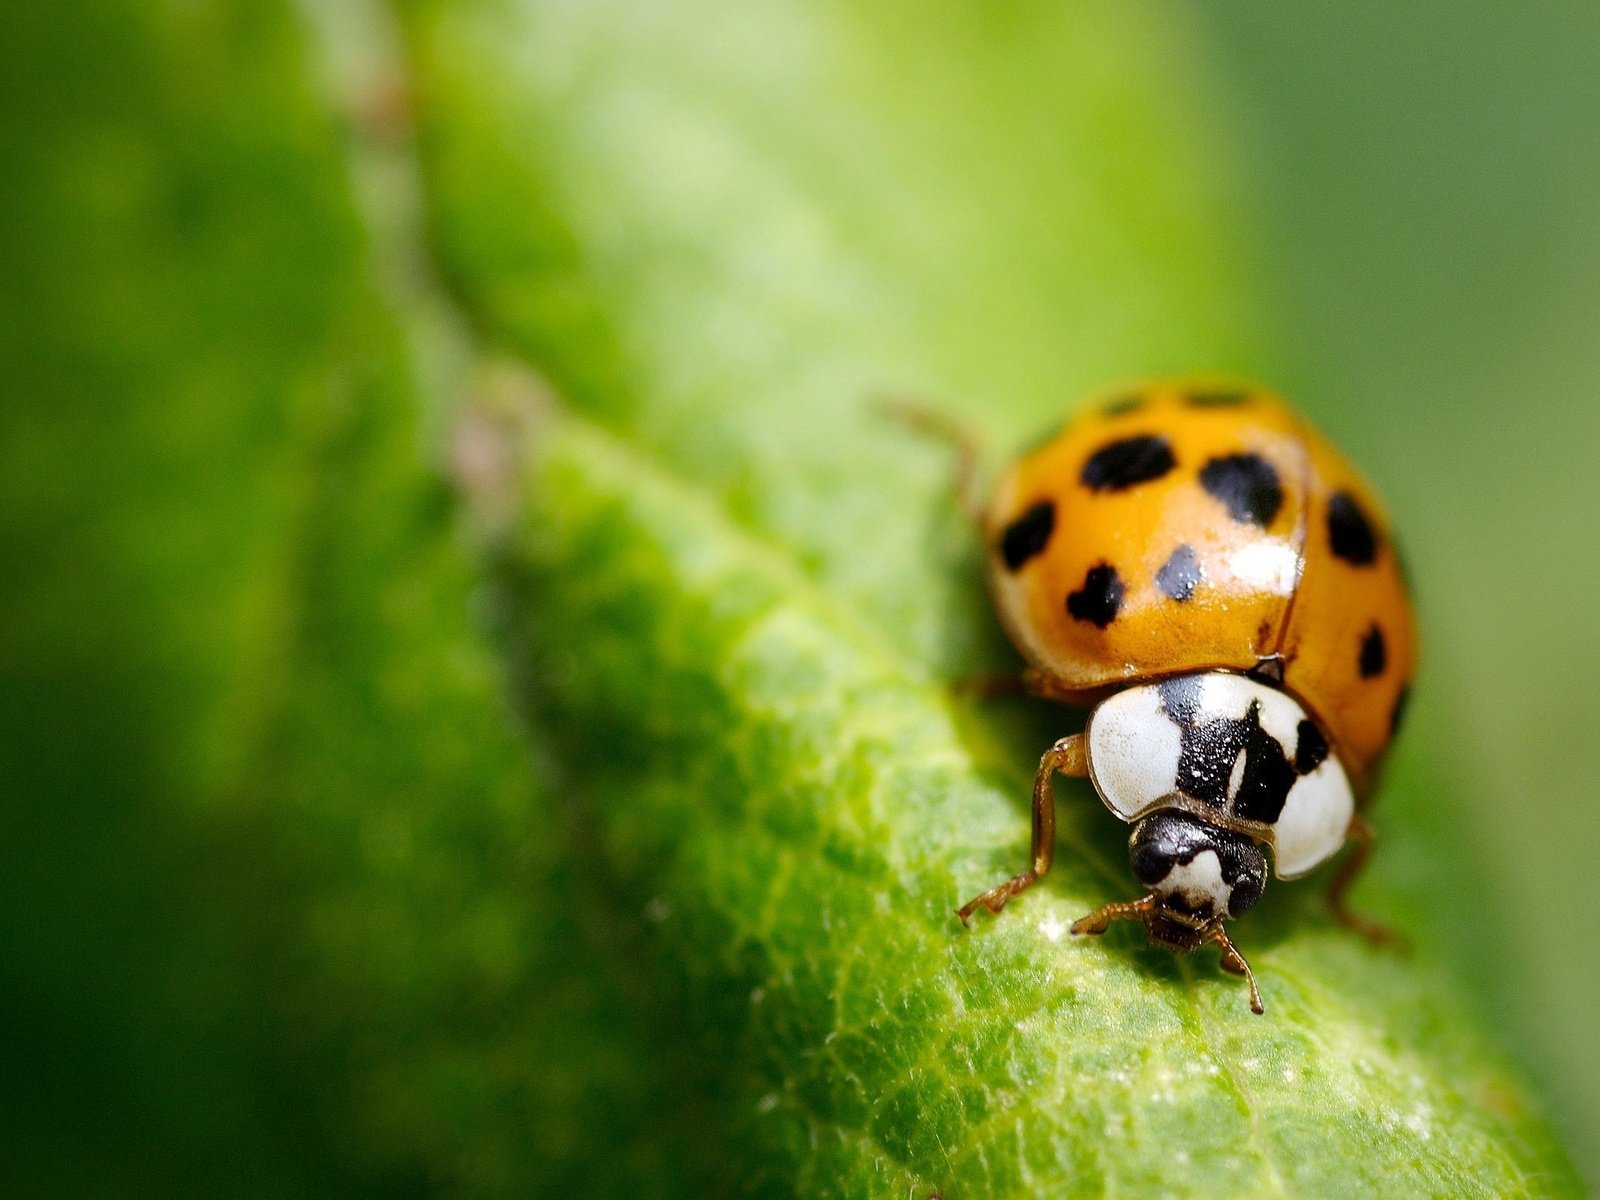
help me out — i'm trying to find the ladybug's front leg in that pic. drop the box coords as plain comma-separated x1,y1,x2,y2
957,734,1086,924
1325,815,1407,951
1207,924,1266,1015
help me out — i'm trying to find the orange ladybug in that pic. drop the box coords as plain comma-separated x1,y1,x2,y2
920,381,1417,1013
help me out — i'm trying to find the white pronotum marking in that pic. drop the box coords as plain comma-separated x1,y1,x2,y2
1226,746,1248,803
1272,763,1354,878
1085,683,1183,822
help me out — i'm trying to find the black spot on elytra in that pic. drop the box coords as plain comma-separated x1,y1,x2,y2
1294,719,1329,775
1390,685,1412,738
1156,543,1203,602
1102,394,1146,417
1156,683,1325,825
1359,624,1387,678
1066,563,1124,628
1327,490,1379,565
1187,388,1250,408
1081,435,1177,493
999,500,1055,571
1199,453,1283,527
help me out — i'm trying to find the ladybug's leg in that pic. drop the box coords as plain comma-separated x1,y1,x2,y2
1018,668,1086,704
954,666,1082,703
957,734,1086,924
879,397,987,527
885,405,1080,706
1325,815,1406,950
1068,892,1157,936
1207,924,1266,1015
952,673,1032,700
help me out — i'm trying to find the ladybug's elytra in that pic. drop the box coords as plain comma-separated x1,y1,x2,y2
905,380,1417,1014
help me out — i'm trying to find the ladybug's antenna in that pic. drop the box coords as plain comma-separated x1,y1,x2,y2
1068,892,1158,937
1071,893,1267,1015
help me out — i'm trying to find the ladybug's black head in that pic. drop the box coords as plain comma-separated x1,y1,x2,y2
1128,812,1266,948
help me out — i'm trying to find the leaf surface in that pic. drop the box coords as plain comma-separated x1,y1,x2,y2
386,0,1579,1194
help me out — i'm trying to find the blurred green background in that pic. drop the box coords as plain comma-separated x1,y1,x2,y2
3,1,1598,1195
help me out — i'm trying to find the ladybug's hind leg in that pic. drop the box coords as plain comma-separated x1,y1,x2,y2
882,403,1084,708
957,734,1086,924
879,396,987,527
1325,815,1408,952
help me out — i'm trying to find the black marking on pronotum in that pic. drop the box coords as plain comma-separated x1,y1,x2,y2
1156,675,1205,725
1102,394,1146,417
1080,435,1177,493
1186,388,1251,408
1228,702,1299,823
1156,543,1203,602
1327,490,1379,565
1294,719,1329,775
1066,563,1124,628
1199,453,1284,527
1359,624,1387,679
1128,811,1266,918
999,500,1055,571
1390,684,1412,739
1155,684,1325,825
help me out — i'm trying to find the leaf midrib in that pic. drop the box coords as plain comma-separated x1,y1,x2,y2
306,7,1150,1184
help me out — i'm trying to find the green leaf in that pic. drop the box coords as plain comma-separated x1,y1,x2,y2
386,0,1579,1194
0,0,1582,1197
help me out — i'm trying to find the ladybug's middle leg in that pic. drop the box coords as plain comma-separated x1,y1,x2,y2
954,666,1085,703
957,734,1086,924
1325,814,1407,951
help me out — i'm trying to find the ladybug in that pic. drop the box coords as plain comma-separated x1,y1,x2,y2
911,380,1416,1013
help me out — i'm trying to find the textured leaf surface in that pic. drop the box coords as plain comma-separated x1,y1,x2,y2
0,0,1581,1197
498,412,1575,1197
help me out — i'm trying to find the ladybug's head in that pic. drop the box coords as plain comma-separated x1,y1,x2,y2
1127,811,1266,949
